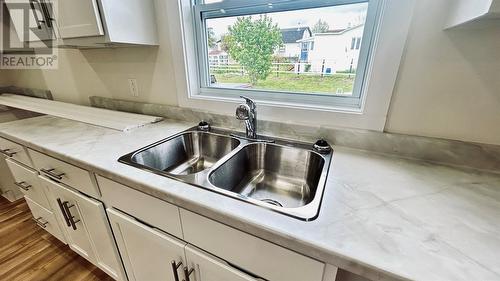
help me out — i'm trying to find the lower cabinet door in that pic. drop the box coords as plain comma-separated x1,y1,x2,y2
107,208,187,281
185,245,259,281
40,176,126,281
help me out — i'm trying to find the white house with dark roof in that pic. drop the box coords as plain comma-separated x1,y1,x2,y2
297,24,364,73
277,27,312,60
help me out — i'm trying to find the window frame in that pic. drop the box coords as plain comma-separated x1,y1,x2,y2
191,0,383,110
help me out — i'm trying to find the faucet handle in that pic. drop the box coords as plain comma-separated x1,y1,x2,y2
240,96,256,109
236,104,250,120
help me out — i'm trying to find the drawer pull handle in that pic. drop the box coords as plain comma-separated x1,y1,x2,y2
15,181,32,191
41,168,65,180
62,201,80,230
0,149,17,157
183,266,194,281
56,198,71,227
32,217,49,228
171,260,183,281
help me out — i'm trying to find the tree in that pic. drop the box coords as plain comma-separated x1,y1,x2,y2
312,19,329,33
223,15,282,85
220,34,229,52
207,27,217,49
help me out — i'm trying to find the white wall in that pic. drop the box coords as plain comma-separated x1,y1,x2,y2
385,0,500,145
1,0,500,145
4,46,179,105
0,70,11,86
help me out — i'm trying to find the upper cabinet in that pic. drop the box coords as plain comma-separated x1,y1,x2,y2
57,0,104,39
4,0,159,48
445,0,500,29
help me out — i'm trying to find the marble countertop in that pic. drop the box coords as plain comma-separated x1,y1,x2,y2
1,115,499,281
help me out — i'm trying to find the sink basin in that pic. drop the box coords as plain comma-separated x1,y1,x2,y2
209,143,325,209
119,126,332,220
126,131,240,175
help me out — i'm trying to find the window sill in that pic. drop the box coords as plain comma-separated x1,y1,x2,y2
193,88,364,114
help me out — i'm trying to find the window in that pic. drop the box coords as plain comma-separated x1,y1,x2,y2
356,37,362,50
192,0,381,109
352,37,362,50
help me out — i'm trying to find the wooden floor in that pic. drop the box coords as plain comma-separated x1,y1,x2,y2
0,196,114,281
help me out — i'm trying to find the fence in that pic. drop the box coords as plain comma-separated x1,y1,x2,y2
209,59,356,77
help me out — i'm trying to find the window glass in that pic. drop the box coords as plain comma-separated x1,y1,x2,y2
356,37,362,50
193,0,379,107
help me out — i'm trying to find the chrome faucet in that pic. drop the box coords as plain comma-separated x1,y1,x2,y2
236,96,257,139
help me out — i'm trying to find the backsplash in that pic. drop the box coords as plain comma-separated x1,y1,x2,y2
90,96,500,174
0,86,53,100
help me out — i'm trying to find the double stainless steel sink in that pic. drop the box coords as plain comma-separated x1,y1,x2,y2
119,126,332,221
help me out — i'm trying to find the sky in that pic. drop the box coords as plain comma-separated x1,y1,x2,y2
206,2,368,39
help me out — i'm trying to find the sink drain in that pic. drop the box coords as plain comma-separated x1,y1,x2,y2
260,198,283,207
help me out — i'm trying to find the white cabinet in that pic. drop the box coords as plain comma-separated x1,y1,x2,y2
25,196,66,243
0,137,33,202
98,175,183,239
40,176,126,281
0,155,23,202
101,177,329,281
4,0,57,43
107,208,260,281
181,209,326,281
445,0,500,29
6,158,50,209
185,245,258,281
30,148,101,198
107,208,186,281
57,0,104,39
0,137,33,167
4,0,159,47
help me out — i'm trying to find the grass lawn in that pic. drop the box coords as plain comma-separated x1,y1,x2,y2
213,73,356,95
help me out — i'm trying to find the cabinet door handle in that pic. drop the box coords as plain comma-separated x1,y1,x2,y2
39,0,53,28
62,201,80,230
0,148,17,157
56,198,71,227
183,266,194,281
171,260,183,281
41,168,65,180
15,181,32,191
32,217,49,228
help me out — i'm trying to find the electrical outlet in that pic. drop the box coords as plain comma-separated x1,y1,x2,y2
128,78,139,97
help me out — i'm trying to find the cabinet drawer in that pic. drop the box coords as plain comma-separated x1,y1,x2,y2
0,157,23,202
29,149,100,198
97,176,183,239
6,159,50,209
0,137,33,168
25,196,66,243
180,209,325,281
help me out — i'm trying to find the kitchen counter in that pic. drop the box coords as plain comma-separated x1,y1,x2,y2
1,115,499,281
